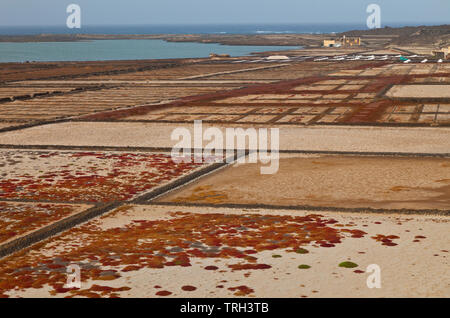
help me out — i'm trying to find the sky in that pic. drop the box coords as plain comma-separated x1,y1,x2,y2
0,0,448,26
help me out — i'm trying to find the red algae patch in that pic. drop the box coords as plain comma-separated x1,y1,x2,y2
228,264,272,271
371,234,400,246
228,286,254,296
0,150,206,203
0,201,91,244
0,205,448,298
0,206,359,298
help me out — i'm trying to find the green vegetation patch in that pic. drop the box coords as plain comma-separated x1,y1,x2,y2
295,248,309,254
339,261,358,268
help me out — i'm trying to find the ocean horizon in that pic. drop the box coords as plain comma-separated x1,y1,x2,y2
0,22,443,36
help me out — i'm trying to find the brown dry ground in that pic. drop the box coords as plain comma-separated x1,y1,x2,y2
158,154,450,211
386,85,450,98
0,123,449,154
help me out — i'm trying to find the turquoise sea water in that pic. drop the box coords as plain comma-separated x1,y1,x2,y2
0,39,300,62
1,22,430,62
